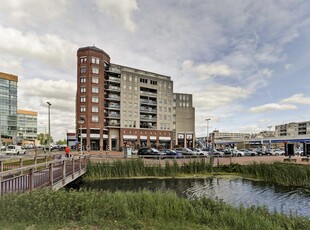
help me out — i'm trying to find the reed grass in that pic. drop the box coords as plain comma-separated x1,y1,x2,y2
0,189,308,230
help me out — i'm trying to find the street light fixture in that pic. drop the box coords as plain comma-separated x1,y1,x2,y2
267,125,272,149
205,118,211,149
47,102,51,154
78,117,85,155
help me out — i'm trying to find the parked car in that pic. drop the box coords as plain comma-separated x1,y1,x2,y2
265,148,285,156
210,149,224,156
6,145,27,155
0,146,6,151
162,149,183,158
193,148,209,156
137,148,165,158
174,147,196,155
232,149,245,157
238,149,258,156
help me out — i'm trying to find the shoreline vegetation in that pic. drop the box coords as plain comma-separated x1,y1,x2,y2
0,159,310,229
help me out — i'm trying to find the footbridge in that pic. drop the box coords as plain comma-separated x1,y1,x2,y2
0,154,88,197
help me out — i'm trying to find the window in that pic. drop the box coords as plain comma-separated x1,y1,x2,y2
92,106,99,113
92,86,99,93
80,67,86,74
92,115,99,123
80,106,86,112
92,76,99,83
140,78,148,83
80,87,86,93
92,67,99,74
80,97,86,103
91,57,100,64
80,77,86,83
92,96,99,103
150,80,157,85
80,56,87,63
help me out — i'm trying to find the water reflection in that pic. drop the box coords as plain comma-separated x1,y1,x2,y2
81,177,310,217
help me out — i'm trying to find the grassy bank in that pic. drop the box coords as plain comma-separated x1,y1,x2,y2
0,189,309,230
85,159,310,188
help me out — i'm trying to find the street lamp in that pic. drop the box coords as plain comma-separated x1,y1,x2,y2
205,118,211,149
47,102,51,154
78,117,85,155
267,125,272,149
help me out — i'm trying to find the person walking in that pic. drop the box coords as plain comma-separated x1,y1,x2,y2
65,146,71,158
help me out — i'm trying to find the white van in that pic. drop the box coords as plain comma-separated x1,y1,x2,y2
6,145,27,155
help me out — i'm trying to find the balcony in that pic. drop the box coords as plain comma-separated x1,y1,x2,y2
106,103,121,110
105,121,121,127
140,107,157,114
106,76,121,83
140,99,157,105
105,94,120,101
106,113,120,119
105,85,121,92
140,115,157,121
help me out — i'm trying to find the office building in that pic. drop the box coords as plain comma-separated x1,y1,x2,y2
17,110,38,145
0,72,18,145
275,121,310,137
76,46,195,151
174,93,195,147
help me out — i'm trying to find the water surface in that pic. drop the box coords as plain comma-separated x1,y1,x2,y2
81,177,310,217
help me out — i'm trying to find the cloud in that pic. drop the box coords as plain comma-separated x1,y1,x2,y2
285,64,293,70
181,60,234,80
281,94,310,105
194,85,250,110
95,0,138,32
249,103,296,113
0,25,77,74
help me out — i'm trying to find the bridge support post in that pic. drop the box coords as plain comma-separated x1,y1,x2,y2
49,163,53,187
0,161,3,172
0,176,2,197
62,160,66,185
19,159,23,175
79,157,82,175
72,158,75,180
29,168,34,192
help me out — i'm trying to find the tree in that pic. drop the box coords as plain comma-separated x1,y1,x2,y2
37,133,53,145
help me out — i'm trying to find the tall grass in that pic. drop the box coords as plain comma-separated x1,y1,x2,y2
0,189,309,229
86,159,310,188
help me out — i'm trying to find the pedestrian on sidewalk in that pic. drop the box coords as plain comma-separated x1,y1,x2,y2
65,146,71,158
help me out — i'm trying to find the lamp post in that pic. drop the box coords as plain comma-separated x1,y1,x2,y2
205,118,211,149
78,117,85,155
267,125,272,149
47,102,51,154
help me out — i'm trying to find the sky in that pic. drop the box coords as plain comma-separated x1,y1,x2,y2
1,0,310,141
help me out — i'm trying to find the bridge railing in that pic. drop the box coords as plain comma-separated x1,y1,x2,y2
0,156,88,197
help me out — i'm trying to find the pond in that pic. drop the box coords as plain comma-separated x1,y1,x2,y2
77,177,310,217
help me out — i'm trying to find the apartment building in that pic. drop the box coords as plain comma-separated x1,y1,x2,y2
76,46,195,151
17,110,38,145
0,72,18,145
174,93,195,148
210,130,250,141
275,121,310,137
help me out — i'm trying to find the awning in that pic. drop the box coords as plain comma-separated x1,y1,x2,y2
123,135,137,140
140,136,147,140
150,136,157,140
159,136,171,141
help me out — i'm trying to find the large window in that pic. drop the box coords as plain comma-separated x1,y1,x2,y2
92,86,99,93
92,115,99,123
91,57,100,64
80,67,86,74
80,77,86,83
80,56,87,64
80,87,86,93
80,106,86,112
92,67,99,74
80,96,86,102
92,76,99,84
92,96,99,103
92,106,99,113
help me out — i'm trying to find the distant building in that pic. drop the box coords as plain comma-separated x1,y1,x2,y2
275,121,310,137
210,130,250,141
76,46,195,151
174,93,195,148
17,110,38,145
0,72,18,145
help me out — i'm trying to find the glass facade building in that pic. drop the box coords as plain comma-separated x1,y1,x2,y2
0,72,18,144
